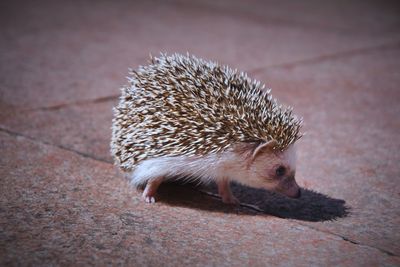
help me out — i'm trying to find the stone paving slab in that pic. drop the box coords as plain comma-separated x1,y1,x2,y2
2,0,400,111
1,131,399,266
1,0,400,265
1,36,399,258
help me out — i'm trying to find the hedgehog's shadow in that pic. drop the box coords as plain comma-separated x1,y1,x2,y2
156,182,350,222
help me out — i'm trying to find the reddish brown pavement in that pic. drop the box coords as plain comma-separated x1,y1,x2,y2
1,0,400,266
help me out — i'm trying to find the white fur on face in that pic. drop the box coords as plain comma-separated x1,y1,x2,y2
283,144,297,172
232,143,298,190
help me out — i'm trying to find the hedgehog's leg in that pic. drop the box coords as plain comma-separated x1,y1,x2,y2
217,178,239,204
142,177,164,203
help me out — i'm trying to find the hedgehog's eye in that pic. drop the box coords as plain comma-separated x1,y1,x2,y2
275,166,286,177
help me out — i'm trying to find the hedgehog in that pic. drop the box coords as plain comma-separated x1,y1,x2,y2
111,53,303,204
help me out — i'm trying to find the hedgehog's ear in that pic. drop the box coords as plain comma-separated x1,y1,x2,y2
251,139,279,160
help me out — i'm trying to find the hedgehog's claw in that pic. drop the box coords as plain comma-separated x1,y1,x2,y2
144,196,156,203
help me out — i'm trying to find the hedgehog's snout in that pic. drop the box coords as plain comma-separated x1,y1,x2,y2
291,187,301,198
283,180,301,198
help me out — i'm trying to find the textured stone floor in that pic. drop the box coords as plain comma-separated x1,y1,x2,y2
1,0,400,266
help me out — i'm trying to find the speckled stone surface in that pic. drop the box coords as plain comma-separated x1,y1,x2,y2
1,0,400,265
1,0,400,110
1,132,399,266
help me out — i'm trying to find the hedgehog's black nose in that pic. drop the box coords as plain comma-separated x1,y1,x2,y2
294,189,301,198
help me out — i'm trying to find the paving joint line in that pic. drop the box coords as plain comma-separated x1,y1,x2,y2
296,222,398,257
22,95,119,113
0,126,112,164
249,41,400,75
198,190,264,213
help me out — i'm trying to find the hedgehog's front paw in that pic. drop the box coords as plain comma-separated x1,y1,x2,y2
217,179,240,205
221,194,240,205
